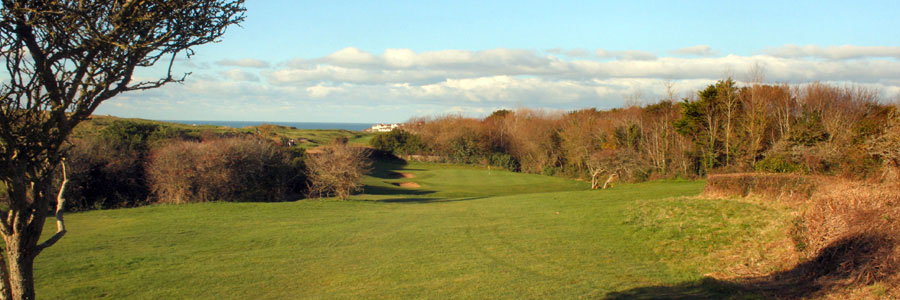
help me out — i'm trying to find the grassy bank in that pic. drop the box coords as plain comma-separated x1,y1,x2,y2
35,163,785,299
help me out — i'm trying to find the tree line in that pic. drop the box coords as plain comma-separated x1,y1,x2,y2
374,79,899,185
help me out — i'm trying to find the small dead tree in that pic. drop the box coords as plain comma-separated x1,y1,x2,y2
588,165,605,190
306,142,373,200
0,2,244,299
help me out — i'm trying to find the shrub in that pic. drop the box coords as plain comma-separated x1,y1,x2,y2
755,154,802,173
147,137,301,204
305,142,372,199
63,137,150,211
100,120,184,152
370,129,425,155
489,153,519,171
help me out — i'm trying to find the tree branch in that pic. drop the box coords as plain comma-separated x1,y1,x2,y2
34,160,67,256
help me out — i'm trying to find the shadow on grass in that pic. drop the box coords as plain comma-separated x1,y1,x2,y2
362,185,435,196
379,196,485,203
368,160,426,179
603,277,754,300
603,232,898,300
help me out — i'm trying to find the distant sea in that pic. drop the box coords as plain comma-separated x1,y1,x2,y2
161,120,375,131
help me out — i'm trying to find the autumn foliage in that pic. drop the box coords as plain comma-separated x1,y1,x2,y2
390,80,898,186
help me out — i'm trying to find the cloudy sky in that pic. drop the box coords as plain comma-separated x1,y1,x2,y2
100,0,900,123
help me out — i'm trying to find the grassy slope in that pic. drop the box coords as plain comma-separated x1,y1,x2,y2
34,163,782,299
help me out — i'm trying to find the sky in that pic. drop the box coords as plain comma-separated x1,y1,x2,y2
98,0,900,123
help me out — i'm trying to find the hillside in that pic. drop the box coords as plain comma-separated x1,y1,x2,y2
72,115,374,149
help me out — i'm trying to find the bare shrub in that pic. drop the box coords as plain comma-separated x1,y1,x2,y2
305,142,372,200
867,108,900,183
147,137,299,204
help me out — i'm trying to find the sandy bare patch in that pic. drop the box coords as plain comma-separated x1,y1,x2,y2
392,182,420,188
398,172,416,178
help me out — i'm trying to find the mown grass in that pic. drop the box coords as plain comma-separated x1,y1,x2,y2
34,162,785,299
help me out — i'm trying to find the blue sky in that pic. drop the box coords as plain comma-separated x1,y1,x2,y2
100,0,900,123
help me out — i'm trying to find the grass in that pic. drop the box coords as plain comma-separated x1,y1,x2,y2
34,162,787,299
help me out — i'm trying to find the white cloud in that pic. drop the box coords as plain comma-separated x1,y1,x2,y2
595,49,658,61
544,48,589,58
216,58,271,68
109,44,900,122
221,69,260,82
261,47,900,97
669,45,717,57
306,84,344,98
325,47,378,65
763,44,900,60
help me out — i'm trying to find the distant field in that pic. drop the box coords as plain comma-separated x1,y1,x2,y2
35,162,784,299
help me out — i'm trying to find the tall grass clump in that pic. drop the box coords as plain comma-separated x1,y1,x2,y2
147,137,303,204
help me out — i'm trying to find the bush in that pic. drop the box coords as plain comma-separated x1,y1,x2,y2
489,153,519,171
370,129,425,155
755,154,803,173
305,142,372,199
99,120,185,152
63,137,150,211
147,137,301,204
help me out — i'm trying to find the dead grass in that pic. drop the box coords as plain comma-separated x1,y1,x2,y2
704,174,900,299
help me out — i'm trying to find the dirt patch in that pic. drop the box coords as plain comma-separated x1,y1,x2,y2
398,172,416,178
391,182,420,188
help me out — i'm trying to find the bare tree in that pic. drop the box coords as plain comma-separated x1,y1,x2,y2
0,1,245,298
306,142,373,200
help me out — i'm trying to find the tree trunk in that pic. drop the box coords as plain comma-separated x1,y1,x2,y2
0,163,66,300
0,252,10,300
3,236,36,300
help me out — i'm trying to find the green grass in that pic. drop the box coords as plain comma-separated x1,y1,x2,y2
34,162,783,299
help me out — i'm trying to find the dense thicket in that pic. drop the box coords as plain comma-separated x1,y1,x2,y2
62,121,186,210
57,120,307,208
383,80,898,183
147,137,304,204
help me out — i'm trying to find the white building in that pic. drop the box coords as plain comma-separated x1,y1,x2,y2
367,123,401,132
